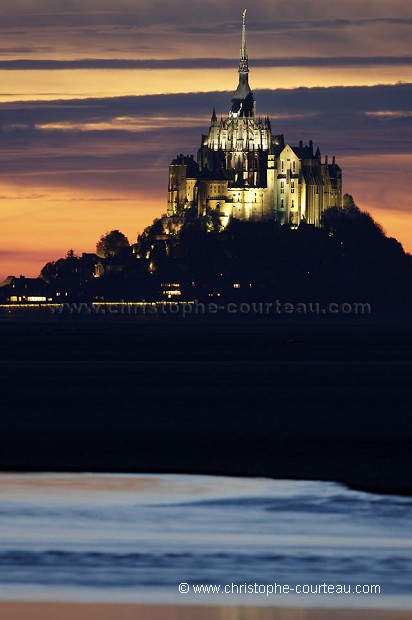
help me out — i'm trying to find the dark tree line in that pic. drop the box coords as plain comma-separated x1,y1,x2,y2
38,197,412,313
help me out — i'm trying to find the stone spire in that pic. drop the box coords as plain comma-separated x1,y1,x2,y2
231,9,255,118
239,8,249,74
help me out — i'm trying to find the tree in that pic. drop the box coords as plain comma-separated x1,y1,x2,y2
96,230,130,258
343,194,357,210
322,196,384,239
40,261,58,283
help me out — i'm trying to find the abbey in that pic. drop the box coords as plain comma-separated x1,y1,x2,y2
167,10,342,227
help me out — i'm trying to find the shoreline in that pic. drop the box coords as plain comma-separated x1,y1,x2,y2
0,602,410,620
0,467,411,498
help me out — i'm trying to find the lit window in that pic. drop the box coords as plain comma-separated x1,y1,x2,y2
233,283,241,289
163,290,182,298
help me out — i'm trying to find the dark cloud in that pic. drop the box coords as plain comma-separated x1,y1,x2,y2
177,17,412,35
0,84,410,196
1,83,410,123
0,46,53,55
1,14,410,30
0,0,410,28
1,56,411,70
0,1,409,77
0,81,409,222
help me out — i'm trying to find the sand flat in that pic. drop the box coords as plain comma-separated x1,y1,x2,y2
0,604,410,620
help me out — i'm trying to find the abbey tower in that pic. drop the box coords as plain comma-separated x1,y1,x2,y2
167,10,342,227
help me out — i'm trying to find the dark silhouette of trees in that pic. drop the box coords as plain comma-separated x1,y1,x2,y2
40,261,59,284
36,195,412,314
96,230,130,258
322,195,384,240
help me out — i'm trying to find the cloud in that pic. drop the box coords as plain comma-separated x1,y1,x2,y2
1,84,411,279
0,83,410,147
0,1,410,65
176,17,412,35
0,56,411,71
0,84,410,212
0,1,410,25
0,47,53,55
0,193,46,200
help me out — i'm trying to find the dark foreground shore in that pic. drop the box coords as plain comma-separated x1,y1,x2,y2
1,320,411,494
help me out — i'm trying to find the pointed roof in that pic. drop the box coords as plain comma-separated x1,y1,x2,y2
239,8,249,74
0,276,14,288
231,9,255,117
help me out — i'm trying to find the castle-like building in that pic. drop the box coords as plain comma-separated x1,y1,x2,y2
167,10,342,227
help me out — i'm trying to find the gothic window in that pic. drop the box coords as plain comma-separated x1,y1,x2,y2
291,182,295,193
281,199,284,209
281,181,285,194
291,200,295,209
281,161,284,172
292,161,296,172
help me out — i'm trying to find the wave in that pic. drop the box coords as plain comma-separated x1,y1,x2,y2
0,549,410,591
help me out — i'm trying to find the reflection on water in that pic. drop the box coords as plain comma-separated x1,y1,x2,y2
0,474,410,609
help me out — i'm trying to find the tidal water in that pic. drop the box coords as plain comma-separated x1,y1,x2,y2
0,474,410,608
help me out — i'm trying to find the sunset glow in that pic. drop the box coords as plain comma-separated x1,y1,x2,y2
0,0,411,280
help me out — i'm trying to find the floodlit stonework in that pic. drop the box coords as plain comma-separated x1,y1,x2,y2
167,9,342,228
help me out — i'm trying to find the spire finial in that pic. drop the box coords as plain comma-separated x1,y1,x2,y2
240,8,248,73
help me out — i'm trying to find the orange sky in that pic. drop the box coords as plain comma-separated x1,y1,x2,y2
0,0,411,280
1,65,411,103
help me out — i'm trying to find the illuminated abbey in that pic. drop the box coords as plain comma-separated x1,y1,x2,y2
167,10,342,227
